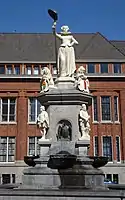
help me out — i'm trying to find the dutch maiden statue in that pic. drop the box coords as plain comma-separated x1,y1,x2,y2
52,23,78,77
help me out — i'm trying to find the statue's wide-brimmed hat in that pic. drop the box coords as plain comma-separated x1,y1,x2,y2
60,25,71,35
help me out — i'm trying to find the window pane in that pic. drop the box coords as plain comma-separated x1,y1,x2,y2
116,137,120,162
6,65,13,74
8,137,15,162
0,137,7,162
37,101,41,116
2,98,8,121
29,98,36,122
0,65,5,74
14,65,20,75
29,137,35,156
100,64,108,73
12,174,15,183
37,137,41,155
93,96,98,121
26,65,32,75
52,64,57,75
114,63,121,73
101,96,111,121
106,174,112,182
94,136,98,156
9,98,16,121
29,98,39,122
34,65,39,75
113,174,119,184
2,174,10,184
88,63,95,73
103,136,112,161
114,96,118,121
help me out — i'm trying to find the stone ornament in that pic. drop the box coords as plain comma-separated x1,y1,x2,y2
79,104,91,140
75,66,89,93
57,122,72,141
53,24,78,77
40,67,55,93
37,105,50,140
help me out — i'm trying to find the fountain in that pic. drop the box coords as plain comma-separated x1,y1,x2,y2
21,11,109,192
0,9,123,200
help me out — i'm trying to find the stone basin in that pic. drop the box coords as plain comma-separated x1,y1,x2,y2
89,156,109,168
24,155,40,167
47,153,77,169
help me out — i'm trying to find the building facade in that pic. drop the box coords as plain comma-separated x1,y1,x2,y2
0,32,125,184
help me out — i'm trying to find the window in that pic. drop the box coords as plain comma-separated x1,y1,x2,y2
33,65,39,75
0,137,15,162
93,96,98,121
116,136,120,162
102,136,112,161
101,96,111,121
114,63,121,73
14,65,20,75
25,65,32,75
1,98,16,122
105,174,118,184
100,63,108,73
28,137,40,156
94,136,98,156
6,65,13,74
0,65,5,74
114,96,119,121
28,98,41,122
2,174,15,184
52,64,57,75
87,63,95,73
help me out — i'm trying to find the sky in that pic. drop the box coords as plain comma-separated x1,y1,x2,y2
0,0,125,40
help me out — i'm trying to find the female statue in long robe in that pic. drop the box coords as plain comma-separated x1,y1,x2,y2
53,25,78,77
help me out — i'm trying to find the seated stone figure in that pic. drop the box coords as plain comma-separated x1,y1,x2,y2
40,67,55,93
75,66,89,93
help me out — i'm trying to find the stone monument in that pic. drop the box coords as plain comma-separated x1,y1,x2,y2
21,18,108,192
1,9,121,200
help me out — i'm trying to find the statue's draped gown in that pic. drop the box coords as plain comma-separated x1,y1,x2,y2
57,34,76,77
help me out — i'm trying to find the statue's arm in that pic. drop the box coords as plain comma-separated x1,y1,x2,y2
70,36,78,46
55,33,62,40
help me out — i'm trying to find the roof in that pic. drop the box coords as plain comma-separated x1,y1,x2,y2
110,40,125,56
0,32,124,62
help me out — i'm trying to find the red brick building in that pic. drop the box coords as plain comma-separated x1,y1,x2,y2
0,32,125,184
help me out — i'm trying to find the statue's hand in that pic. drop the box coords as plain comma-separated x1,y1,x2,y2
68,44,72,47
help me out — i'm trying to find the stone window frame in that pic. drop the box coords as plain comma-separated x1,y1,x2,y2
114,96,119,122
104,173,119,184
100,63,109,73
87,63,95,73
0,137,16,163
102,136,113,162
92,96,98,122
28,136,41,156
0,97,16,123
28,97,41,123
113,63,121,73
1,174,15,184
100,96,112,122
